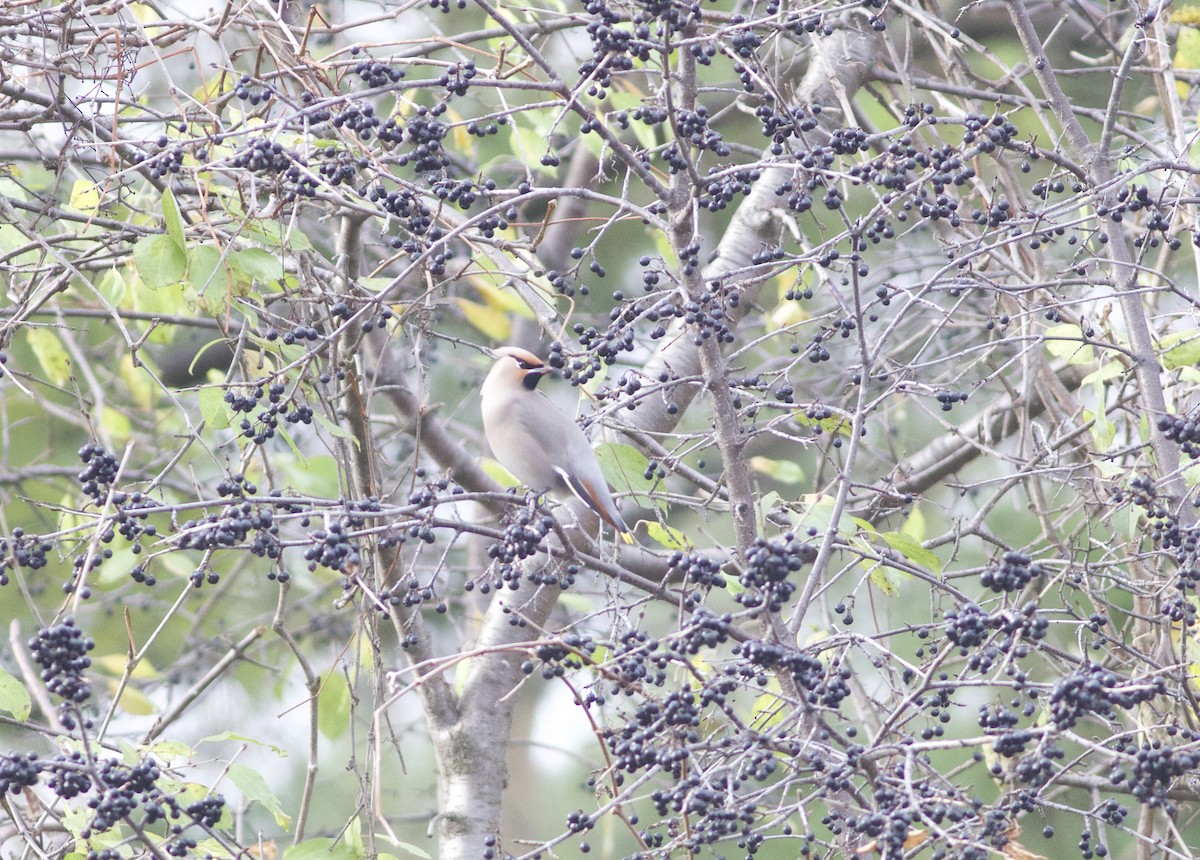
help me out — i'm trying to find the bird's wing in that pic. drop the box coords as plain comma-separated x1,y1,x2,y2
553,465,633,542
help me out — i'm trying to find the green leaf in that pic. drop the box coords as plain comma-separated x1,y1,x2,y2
0,667,31,720
849,516,877,534
644,521,690,549
284,839,356,860
317,669,350,740
241,219,312,252
868,562,904,597
594,442,657,506
1044,323,1094,365
1080,361,1124,386
199,387,232,429
227,763,292,830
510,124,556,176
161,188,186,252
134,233,187,288
880,530,941,574
1085,408,1117,452
749,455,804,484
26,327,71,385
1161,330,1200,370
233,247,285,286
190,244,235,306
793,412,852,436
755,490,784,533
98,267,127,306
314,413,360,447
273,454,338,496
789,494,839,537
198,731,287,756
100,406,132,445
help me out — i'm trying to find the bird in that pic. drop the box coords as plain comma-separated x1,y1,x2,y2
481,346,633,542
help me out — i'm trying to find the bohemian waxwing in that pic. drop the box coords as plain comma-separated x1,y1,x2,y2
481,346,633,542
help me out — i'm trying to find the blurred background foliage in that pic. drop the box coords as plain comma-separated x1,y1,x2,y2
1,0,1200,859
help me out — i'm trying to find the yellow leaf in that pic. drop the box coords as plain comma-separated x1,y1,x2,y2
69,180,102,214
1173,6,1200,25
769,300,807,330
644,521,689,549
94,654,160,680
193,75,232,105
120,355,155,410
445,106,472,155
481,456,519,487
26,327,71,386
749,455,804,484
130,2,162,23
467,273,535,316
1173,25,1200,97
1044,323,1094,365
750,684,787,732
455,297,511,341
856,828,928,855
104,678,156,716
901,506,926,541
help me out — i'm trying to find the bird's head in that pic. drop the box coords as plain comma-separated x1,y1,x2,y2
489,346,552,391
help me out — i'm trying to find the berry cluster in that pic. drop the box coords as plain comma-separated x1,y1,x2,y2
735,534,810,612
439,61,477,96
737,639,850,708
233,75,271,105
316,147,367,187
0,528,52,584
352,55,406,88
139,141,187,178
30,618,93,705
177,499,272,555
332,100,381,140
1013,741,1065,787
397,105,450,172
488,506,551,566
229,138,318,200
523,633,597,679
379,575,439,610
224,382,315,445
578,0,643,92
943,602,993,651
666,550,726,588
0,752,43,795
1124,741,1200,813
660,105,729,173
78,443,120,503
1048,663,1163,730
980,550,1041,593
1157,412,1200,458
481,505,560,588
